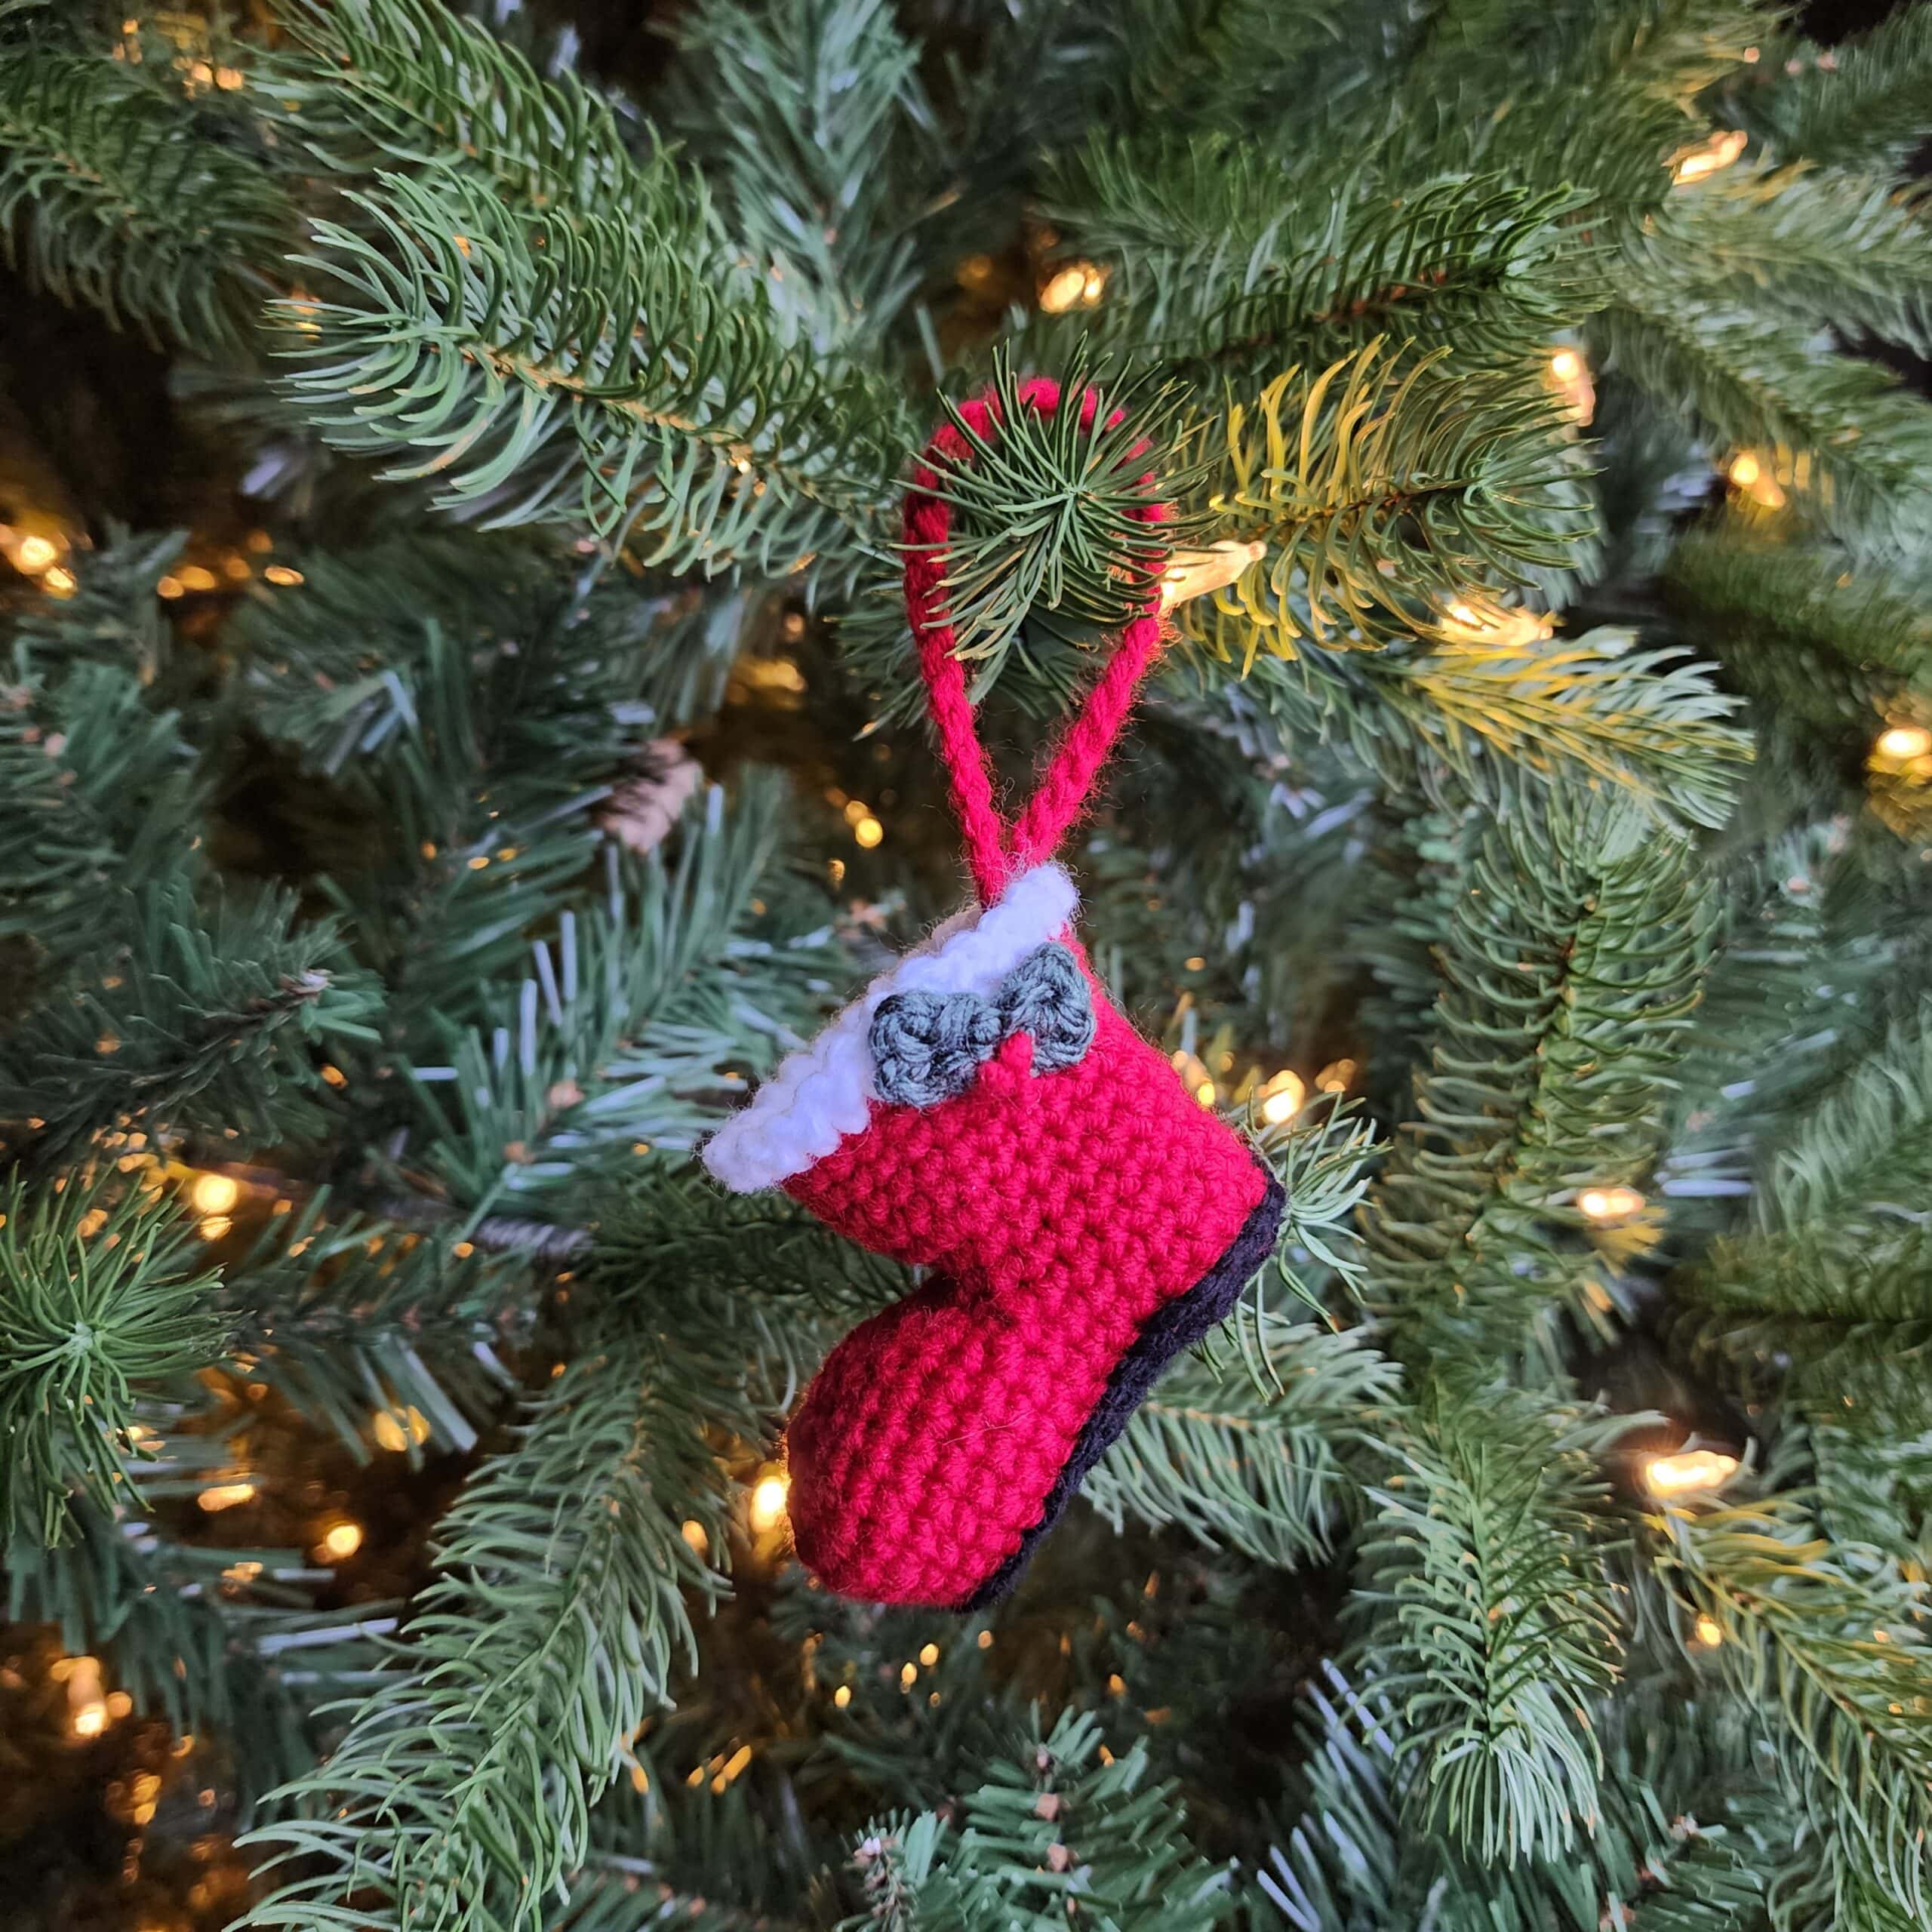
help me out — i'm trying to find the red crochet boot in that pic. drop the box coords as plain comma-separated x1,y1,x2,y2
702,382,1283,1608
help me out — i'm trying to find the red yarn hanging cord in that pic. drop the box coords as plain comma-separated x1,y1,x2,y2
900,378,1174,906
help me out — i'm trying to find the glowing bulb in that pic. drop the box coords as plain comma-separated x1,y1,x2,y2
1546,346,1595,425
72,1700,108,1737
833,1684,852,1708
918,1642,940,1666
680,1518,709,1555
1041,263,1106,312
1672,128,1747,185
899,1662,918,1688
196,1480,255,1512
1577,1184,1645,1223
372,1410,408,1452
156,576,184,599
749,1469,790,1532
14,534,57,573
176,565,218,592
1258,1071,1306,1126
263,565,304,586
1315,1059,1357,1095
1693,1614,1724,1647
1876,724,1932,761
189,1171,239,1214
1645,1450,1740,1498
854,815,884,849
1727,450,1787,509
42,565,76,597
318,1520,363,1561
1158,540,1266,614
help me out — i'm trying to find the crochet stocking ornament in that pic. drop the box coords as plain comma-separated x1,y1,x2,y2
703,381,1284,1609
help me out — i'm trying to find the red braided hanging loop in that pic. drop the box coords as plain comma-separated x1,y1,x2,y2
901,378,1173,905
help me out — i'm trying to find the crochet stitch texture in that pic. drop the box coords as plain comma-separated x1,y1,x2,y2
700,377,1282,1607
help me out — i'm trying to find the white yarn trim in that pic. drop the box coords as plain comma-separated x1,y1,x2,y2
701,863,1078,1193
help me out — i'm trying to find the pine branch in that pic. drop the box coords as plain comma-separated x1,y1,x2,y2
1663,523,1932,724
1681,1004,1932,1427
226,1191,534,1458
0,1174,223,1546
1,866,384,1160
0,659,200,963
1643,164,1932,357
912,349,1195,695
281,164,900,560
1180,341,1597,658
845,1710,1235,1931
401,774,844,1211
1597,289,1932,551
1364,796,1712,1358
663,0,931,353
239,1302,748,1932
0,43,290,352
1355,1389,1630,1868
7,1500,395,1807
1651,1494,1932,1927
1083,1315,1397,1567
1367,629,1752,832
1730,11,1932,171
269,0,671,223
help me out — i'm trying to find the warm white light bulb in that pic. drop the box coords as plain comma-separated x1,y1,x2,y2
1645,1449,1740,1499
189,1171,239,1214
1577,1184,1645,1223
1259,1071,1306,1125
1876,724,1932,761
318,1520,364,1561
749,1471,790,1532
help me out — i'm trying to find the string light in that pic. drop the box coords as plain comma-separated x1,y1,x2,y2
833,1684,852,1708
1158,540,1266,614
749,1467,790,1533
1438,598,1555,647
196,1479,256,1512
157,576,185,599
1693,1614,1724,1647
1257,1070,1306,1126
918,1642,940,1666
57,1655,111,1738
189,1171,239,1214
1039,262,1108,312
263,564,304,586
1875,723,1932,762
13,533,57,574
1672,128,1747,185
317,1519,364,1561
372,1405,432,1451
680,1518,710,1555
854,815,884,849
1546,346,1595,425
1577,1184,1644,1224
1315,1059,1357,1095
1726,450,1786,510
41,565,76,597
1645,1449,1740,1498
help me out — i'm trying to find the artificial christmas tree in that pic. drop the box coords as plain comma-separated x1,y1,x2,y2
4,2,1932,1930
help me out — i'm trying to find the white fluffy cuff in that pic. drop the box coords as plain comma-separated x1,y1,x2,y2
700,863,1078,1194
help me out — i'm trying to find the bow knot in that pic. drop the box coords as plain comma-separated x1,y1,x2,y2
870,944,1095,1108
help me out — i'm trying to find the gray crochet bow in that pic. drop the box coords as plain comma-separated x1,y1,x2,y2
869,943,1096,1107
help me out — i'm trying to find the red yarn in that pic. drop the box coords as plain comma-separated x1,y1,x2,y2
904,378,1171,904
784,958,1267,1606
720,379,1279,1609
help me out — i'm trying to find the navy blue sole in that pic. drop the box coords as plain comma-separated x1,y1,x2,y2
958,1173,1287,1612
